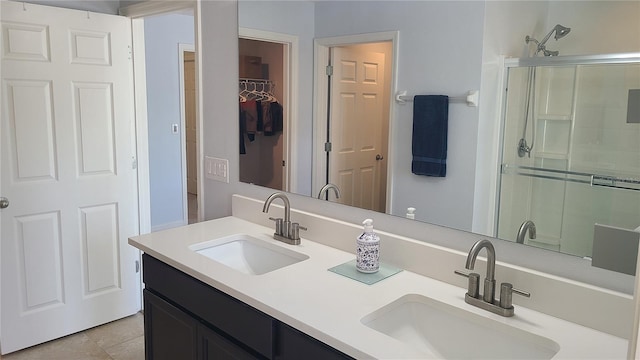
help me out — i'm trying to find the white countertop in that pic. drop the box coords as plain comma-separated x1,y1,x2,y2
129,216,627,359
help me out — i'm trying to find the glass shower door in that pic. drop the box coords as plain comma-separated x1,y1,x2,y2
497,61,640,259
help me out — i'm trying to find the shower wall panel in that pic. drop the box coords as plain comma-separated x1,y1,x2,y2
527,67,574,251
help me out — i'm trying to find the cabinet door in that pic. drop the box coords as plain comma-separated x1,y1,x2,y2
275,322,353,360
198,323,263,360
144,289,198,360
143,254,274,357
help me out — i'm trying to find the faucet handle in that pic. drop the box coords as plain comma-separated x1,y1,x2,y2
290,222,307,240
499,282,531,309
269,217,284,236
454,270,480,299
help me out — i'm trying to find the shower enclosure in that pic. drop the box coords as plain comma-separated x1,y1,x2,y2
496,53,640,258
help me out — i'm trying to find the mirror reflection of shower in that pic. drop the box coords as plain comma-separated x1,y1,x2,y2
525,24,571,57
518,67,536,158
499,57,640,258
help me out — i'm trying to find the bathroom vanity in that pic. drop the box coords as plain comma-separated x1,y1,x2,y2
129,195,629,359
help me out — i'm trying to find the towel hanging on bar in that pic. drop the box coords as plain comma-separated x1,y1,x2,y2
411,95,449,177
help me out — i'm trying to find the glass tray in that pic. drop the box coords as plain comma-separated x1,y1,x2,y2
328,260,402,285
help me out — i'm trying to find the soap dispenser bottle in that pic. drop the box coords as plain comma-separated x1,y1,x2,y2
356,219,380,273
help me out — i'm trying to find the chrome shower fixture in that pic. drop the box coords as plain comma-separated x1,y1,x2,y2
518,138,532,158
525,24,571,56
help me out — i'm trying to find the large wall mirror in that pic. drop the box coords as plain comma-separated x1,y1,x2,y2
238,1,640,268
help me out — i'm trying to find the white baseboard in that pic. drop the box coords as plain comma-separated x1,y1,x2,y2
151,220,187,233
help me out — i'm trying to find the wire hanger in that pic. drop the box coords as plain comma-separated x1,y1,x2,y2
239,78,277,103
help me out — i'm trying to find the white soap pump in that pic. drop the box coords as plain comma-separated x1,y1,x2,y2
356,219,380,273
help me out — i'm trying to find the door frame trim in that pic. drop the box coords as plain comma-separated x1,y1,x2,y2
312,31,399,212
178,43,195,225
129,17,151,235
239,27,299,193
119,1,193,18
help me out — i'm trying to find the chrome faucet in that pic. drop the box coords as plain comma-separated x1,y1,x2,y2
318,183,341,200
516,220,536,244
466,239,496,303
262,192,305,245
455,239,530,317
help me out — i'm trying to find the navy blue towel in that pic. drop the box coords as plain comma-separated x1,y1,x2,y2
412,95,449,177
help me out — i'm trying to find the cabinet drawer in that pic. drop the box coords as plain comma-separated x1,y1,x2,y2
143,254,274,358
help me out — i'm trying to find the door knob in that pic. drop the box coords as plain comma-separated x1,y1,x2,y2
375,154,384,161
0,197,9,209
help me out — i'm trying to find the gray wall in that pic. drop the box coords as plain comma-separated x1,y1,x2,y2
144,13,194,230
201,1,239,221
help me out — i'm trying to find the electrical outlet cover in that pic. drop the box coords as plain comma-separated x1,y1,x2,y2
205,156,229,183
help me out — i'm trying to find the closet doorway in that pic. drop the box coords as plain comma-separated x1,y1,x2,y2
238,29,297,192
180,46,198,224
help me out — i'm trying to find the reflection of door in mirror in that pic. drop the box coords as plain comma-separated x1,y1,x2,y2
239,38,287,191
327,43,392,213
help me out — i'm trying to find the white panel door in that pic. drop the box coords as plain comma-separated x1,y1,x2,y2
329,47,385,212
0,2,140,354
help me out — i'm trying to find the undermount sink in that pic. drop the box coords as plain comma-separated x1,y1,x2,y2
362,294,560,359
189,234,309,275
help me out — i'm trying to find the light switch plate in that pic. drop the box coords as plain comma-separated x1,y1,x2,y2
205,156,229,183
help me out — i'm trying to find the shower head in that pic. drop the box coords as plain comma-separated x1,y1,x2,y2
552,24,571,40
540,24,571,46
525,24,571,56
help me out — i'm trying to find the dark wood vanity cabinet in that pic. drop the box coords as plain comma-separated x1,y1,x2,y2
144,290,256,360
142,254,353,360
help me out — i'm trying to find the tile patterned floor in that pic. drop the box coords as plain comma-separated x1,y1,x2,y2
0,312,144,360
